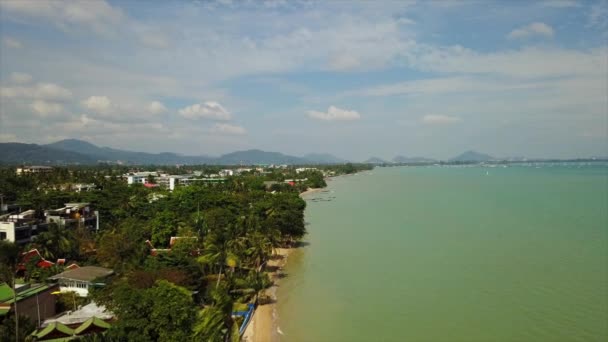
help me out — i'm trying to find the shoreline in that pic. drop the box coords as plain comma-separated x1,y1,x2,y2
299,187,324,197
242,247,293,342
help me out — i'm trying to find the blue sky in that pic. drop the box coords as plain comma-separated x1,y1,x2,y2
0,0,606,160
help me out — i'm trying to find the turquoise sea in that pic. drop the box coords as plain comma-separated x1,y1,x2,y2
277,163,608,341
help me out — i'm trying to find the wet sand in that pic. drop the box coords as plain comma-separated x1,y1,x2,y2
242,247,292,342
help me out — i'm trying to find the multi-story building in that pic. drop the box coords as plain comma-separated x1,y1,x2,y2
0,209,49,245
45,203,98,231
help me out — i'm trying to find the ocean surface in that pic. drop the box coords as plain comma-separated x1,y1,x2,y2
277,163,608,341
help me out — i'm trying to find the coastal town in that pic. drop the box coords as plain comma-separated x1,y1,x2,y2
0,163,370,341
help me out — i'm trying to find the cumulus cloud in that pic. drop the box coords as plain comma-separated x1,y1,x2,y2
10,72,33,84
211,123,247,135
308,106,361,121
507,22,554,39
179,102,232,120
148,101,167,114
421,114,462,125
2,37,22,48
82,96,112,114
30,100,64,116
1,83,72,100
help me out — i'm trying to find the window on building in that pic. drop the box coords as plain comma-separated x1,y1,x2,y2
0,232,6,240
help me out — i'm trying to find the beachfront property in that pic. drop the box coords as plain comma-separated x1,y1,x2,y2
0,282,60,325
45,203,99,231
15,165,54,175
48,266,114,297
0,209,49,244
284,178,308,185
295,167,318,173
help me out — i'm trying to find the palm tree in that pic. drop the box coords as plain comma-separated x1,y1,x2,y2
32,222,73,260
193,306,225,342
199,230,231,288
0,240,21,341
193,285,237,342
246,231,272,271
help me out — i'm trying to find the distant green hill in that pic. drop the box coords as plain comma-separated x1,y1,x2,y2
0,139,348,165
0,143,96,165
449,150,494,162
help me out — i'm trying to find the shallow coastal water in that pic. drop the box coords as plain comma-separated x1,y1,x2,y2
277,164,608,341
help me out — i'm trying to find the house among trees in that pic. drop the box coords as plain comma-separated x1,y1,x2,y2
48,266,114,297
30,317,112,341
0,282,59,325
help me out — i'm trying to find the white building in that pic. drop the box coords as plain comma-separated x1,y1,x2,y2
16,166,53,175
0,210,48,244
125,171,159,185
49,266,114,297
219,169,234,177
296,167,318,174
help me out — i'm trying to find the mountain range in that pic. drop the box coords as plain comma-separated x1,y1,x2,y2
0,139,347,165
0,139,519,166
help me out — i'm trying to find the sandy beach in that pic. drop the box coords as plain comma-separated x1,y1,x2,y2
242,188,322,341
299,187,323,197
242,247,292,342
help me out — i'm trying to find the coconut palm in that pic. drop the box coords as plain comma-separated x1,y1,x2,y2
31,222,74,260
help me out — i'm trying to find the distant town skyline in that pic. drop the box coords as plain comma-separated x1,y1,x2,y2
1,0,606,160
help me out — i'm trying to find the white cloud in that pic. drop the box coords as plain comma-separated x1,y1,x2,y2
0,83,72,100
148,101,167,114
179,102,232,120
2,37,22,48
421,114,462,125
10,72,33,84
406,45,606,78
0,0,125,37
30,100,64,116
308,106,361,121
82,95,112,114
507,22,554,39
211,123,247,135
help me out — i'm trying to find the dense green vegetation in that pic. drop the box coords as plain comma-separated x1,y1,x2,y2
0,163,371,341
